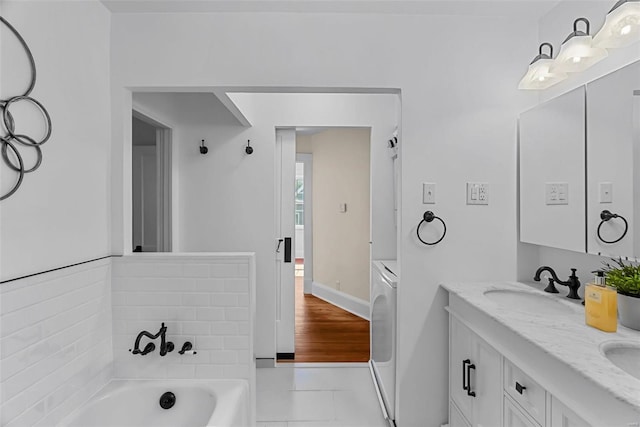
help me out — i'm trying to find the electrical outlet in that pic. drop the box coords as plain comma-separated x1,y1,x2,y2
423,182,436,204
467,182,489,205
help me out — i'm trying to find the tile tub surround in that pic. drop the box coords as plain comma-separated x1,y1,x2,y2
441,281,640,416
0,259,113,427
111,253,256,383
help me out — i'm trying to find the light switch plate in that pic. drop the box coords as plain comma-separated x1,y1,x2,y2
599,182,613,203
423,182,436,204
467,182,488,205
545,182,569,205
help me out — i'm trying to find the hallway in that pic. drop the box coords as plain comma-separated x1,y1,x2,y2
278,274,370,363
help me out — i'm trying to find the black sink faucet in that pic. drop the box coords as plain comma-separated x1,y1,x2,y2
534,266,581,300
131,323,174,356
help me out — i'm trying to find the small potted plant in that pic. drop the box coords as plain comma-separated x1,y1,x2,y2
601,258,640,331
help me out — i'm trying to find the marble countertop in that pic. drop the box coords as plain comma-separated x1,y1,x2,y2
441,280,640,413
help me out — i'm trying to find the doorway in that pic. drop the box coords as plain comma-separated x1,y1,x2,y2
278,127,373,363
131,111,172,252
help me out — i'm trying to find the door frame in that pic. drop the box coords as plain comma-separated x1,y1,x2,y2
275,128,296,357
132,109,172,252
296,153,314,294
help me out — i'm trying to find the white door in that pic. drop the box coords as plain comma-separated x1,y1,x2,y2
132,145,158,252
276,128,296,356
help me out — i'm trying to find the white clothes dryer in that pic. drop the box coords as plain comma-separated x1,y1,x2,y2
369,260,398,424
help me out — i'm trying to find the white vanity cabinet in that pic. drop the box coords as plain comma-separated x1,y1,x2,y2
550,397,589,427
449,315,502,427
446,288,640,427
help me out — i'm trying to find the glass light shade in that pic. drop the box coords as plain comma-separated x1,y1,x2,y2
593,1,640,48
518,58,568,90
553,34,608,72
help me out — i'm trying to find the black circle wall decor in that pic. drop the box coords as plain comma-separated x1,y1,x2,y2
0,16,53,201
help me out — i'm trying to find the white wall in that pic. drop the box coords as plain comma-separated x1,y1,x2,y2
0,259,112,427
297,128,372,301
0,0,111,282
518,0,640,283
110,13,537,425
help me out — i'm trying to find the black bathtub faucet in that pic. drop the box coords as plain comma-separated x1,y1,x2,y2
131,322,175,356
534,266,581,300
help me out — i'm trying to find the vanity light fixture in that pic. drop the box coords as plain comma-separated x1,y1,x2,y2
554,18,608,73
518,43,568,90
593,0,640,48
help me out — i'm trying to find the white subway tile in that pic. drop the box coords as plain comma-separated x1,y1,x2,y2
1,318,89,382
166,307,196,321
151,278,196,292
1,281,104,337
209,264,239,278
112,306,138,320
182,322,211,336
211,322,239,336
135,306,169,320
194,336,224,350
225,308,249,321
113,262,183,278
194,278,225,292
178,350,209,364
225,278,249,293
237,321,250,335
182,293,211,306
195,365,223,379
221,365,250,379
197,307,225,321
210,294,238,307
237,294,250,307
236,350,250,363
209,350,238,364
237,263,250,278
0,392,31,426
4,400,45,427
1,324,44,359
224,336,250,350
166,364,195,379
183,264,210,278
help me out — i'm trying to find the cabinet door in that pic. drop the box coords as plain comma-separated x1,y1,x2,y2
470,334,502,427
450,316,474,421
450,400,471,427
550,396,590,427
504,395,540,427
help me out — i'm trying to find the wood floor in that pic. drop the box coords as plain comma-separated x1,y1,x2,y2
278,276,371,363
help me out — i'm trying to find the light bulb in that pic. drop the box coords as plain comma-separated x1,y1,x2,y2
572,56,582,63
620,24,632,35
538,76,546,82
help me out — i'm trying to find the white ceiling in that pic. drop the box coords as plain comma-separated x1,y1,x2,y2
101,0,561,19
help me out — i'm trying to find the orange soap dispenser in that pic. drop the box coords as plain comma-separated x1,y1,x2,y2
585,271,617,332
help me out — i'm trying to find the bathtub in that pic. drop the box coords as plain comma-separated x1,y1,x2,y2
58,379,250,427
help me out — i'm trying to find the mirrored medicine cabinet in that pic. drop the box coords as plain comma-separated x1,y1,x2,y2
519,60,640,259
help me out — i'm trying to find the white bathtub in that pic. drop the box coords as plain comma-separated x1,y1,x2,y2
58,379,250,427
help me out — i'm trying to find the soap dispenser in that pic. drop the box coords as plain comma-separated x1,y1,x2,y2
585,271,617,332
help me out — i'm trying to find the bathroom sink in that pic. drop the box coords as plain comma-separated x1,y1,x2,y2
600,342,640,381
483,289,571,315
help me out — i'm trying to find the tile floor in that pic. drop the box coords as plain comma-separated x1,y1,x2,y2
256,364,391,427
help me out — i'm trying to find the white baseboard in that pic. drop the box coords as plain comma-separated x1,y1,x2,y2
311,281,370,321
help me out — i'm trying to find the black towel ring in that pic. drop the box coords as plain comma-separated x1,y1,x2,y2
416,211,447,245
597,210,628,244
